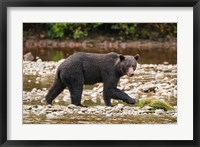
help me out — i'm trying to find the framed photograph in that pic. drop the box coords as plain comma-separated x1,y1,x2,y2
0,0,199,146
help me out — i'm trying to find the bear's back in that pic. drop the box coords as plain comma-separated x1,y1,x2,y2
73,52,119,84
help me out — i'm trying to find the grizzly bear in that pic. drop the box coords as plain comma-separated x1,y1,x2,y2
45,52,139,107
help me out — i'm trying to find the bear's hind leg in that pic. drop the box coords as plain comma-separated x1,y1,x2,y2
45,78,66,104
103,92,113,106
68,83,84,107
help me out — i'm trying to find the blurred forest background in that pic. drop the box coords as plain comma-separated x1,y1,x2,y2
24,23,176,40
23,23,177,64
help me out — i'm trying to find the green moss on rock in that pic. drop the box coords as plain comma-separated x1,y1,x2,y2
136,98,173,111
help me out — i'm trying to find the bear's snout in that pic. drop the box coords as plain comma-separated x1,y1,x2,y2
127,67,135,77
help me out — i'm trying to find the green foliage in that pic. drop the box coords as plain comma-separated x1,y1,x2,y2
136,98,174,111
47,23,65,38
111,23,137,35
24,23,177,40
47,23,101,39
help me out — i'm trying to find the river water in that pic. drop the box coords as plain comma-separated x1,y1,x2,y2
24,47,177,64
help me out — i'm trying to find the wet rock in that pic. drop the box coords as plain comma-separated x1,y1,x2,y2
47,104,52,108
123,85,131,91
55,99,59,103
46,113,56,119
163,77,169,82
36,59,42,62
142,106,152,111
120,79,129,86
41,98,47,104
68,104,77,109
111,107,120,113
36,77,41,81
80,107,87,112
155,73,165,80
91,93,97,98
78,111,83,114
142,84,157,93
31,88,37,93
105,107,112,110
161,92,168,97
170,78,177,85
96,106,105,111
91,98,97,103
105,114,112,117
63,95,71,103
173,113,177,117
27,106,32,110
24,52,34,61
155,109,165,115
116,104,124,109
131,94,139,100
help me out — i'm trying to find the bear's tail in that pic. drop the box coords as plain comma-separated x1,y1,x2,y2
45,70,65,104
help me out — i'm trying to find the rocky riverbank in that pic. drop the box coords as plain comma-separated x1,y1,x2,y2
23,59,177,124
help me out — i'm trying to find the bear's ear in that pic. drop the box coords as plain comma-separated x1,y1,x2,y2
119,55,125,61
134,54,140,61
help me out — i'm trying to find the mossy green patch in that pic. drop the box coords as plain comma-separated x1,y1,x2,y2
136,98,173,111
83,99,102,106
84,85,96,90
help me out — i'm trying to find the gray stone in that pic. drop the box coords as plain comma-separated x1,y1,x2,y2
24,52,34,61
155,73,165,80
68,104,77,109
155,109,165,115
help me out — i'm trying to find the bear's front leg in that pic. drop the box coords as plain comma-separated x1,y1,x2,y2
104,87,136,105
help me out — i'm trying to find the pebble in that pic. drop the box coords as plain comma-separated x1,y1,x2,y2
55,99,59,103
36,59,42,62
41,98,47,104
131,94,139,99
36,77,41,81
155,73,165,80
91,93,97,98
155,109,165,115
68,104,77,109
91,98,97,103
116,104,124,109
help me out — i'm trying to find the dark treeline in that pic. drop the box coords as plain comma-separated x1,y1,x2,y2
23,23,177,41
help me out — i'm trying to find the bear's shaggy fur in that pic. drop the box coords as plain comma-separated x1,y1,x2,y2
45,52,139,106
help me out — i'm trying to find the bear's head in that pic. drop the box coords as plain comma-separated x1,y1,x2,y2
115,54,140,77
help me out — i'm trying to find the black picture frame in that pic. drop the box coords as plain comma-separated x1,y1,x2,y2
0,0,199,146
